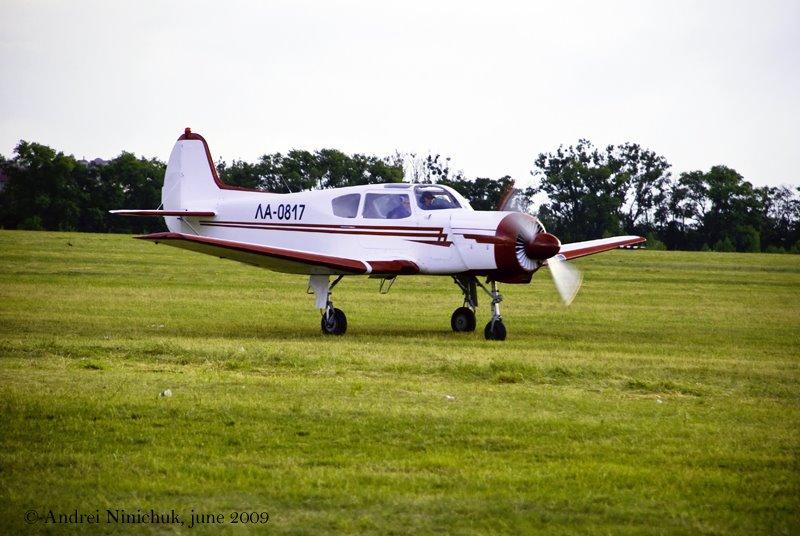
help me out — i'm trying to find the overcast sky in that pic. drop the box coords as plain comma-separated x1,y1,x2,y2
1,0,798,188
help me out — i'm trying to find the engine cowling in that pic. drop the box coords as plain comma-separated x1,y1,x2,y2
492,213,561,283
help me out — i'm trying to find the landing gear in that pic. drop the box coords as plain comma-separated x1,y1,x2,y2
451,275,478,333
484,319,506,340
309,275,347,336
483,280,506,341
451,307,476,332
321,306,347,335
451,276,507,340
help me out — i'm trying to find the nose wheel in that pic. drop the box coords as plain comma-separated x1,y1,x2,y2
484,319,506,341
483,280,506,341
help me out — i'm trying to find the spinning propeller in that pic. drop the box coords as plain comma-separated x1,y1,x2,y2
497,183,583,305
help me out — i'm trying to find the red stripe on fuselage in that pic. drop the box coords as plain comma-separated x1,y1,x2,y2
202,220,443,231
461,233,508,245
407,239,453,247
199,220,452,245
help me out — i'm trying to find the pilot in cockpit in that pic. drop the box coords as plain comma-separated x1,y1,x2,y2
419,191,435,209
418,190,456,210
387,196,411,219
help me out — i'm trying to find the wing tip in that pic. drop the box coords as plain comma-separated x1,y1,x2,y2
560,235,648,260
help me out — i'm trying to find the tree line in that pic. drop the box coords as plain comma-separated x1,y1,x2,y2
528,140,799,253
0,138,797,253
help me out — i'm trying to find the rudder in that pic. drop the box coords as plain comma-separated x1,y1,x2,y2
161,128,222,215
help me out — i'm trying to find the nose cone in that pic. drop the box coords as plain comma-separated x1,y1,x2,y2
524,232,561,260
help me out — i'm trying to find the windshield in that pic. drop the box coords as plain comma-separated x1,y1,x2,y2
414,185,461,211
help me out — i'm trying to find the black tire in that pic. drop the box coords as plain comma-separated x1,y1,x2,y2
484,319,507,341
321,308,347,335
450,307,476,332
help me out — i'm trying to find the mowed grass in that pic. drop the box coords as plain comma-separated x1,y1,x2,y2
0,230,798,534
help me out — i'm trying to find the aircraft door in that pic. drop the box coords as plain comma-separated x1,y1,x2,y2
358,191,413,254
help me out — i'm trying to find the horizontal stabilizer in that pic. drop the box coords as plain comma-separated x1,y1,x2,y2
109,209,216,217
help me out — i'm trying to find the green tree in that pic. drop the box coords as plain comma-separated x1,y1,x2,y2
665,166,772,252
756,185,800,251
610,143,671,234
393,152,463,184
218,150,403,192
0,141,83,231
531,140,625,241
99,153,166,234
215,159,262,190
532,140,672,241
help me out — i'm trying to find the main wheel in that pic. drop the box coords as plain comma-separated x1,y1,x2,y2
451,307,476,332
484,319,507,341
321,308,347,335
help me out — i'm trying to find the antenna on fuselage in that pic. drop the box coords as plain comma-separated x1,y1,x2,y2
261,174,293,193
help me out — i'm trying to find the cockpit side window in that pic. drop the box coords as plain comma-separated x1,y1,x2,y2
362,193,411,219
414,186,461,211
331,193,360,218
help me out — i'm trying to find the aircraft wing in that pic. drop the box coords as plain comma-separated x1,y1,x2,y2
558,235,646,260
136,232,419,276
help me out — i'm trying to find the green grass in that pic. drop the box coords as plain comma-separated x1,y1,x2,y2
1,230,798,534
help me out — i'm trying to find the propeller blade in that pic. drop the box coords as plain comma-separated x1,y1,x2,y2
547,255,583,305
498,187,525,212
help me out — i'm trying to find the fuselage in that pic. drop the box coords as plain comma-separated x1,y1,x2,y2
164,183,535,276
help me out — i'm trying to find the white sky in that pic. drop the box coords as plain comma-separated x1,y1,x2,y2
1,0,798,188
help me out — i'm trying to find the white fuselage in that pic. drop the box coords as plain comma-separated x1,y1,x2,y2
164,184,511,275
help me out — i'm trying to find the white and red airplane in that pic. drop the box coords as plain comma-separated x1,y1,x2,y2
113,129,645,340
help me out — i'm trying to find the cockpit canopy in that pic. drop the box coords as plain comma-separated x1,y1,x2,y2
413,185,461,210
329,184,468,220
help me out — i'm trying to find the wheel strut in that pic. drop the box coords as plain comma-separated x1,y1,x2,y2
310,275,347,335
451,276,478,332
482,280,506,341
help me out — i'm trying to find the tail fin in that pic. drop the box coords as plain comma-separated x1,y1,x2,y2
161,128,223,213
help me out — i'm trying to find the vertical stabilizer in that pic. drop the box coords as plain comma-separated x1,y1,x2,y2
162,128,222,216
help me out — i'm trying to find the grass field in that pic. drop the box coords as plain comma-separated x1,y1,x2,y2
0,229,798,534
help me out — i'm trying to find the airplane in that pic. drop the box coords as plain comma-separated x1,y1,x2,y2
112,128,645,340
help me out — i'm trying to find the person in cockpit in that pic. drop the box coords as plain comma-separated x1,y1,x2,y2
419,191,436,209
418,190,455,210
387,196,411,219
